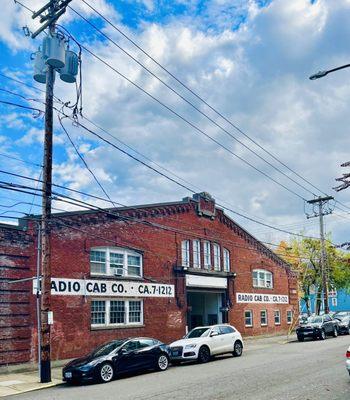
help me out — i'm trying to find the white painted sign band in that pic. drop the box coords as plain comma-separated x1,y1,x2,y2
236,292,289,304
186,274,227,289
33,277,174,298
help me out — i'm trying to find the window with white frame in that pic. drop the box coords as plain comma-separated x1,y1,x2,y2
90,247,142,278
331,297,337,307
181,240,190,267
287,310,293,324
91,299,143,327
274,310,281,325
245,310,253,327
260,310,267,326
213,243,221,271
223,248,230,272
203,241,211,269
193,240,201,268
252,269,273,288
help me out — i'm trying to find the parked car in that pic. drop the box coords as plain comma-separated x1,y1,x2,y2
169,324,243,364
296,314,339,341
334,311,350,319
62,337,170,384
334,315,350,335
346,346,350,376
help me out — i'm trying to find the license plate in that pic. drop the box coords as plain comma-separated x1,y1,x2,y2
65,372,72,378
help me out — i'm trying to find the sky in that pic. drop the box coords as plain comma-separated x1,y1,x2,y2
0,0,350,248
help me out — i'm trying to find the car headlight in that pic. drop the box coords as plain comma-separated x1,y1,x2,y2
184,344,197,349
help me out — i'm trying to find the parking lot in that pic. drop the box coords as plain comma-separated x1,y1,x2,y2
8,335,350,400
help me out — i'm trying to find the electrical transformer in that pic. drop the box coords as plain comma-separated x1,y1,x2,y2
59,50,79,83
42,33,65,69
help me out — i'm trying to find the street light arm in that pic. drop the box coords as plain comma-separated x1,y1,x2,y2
309,63,350,80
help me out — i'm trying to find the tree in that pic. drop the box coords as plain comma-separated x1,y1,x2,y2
277,237,350,315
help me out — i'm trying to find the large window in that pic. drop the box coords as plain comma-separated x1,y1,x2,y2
274,310,281,325
91,299,143,327
181,240,190,267
193,240,201,268
223,248,230,272
245,310,253,327
203,241,211,269
213,243,221,271
252,269,273,288
90,247,142,278
260,310,267,326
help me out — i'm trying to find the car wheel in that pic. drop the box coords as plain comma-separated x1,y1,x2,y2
198,346,211,363
319,329,326,340
297,335,304,342
156,353,169,371
98,362,114,383
332,327,338,338
233,341,243,357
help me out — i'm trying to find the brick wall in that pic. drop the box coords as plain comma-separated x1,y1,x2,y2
0,224,34,366
0,194,299,364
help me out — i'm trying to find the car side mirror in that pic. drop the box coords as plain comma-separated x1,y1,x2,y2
210,331,219,337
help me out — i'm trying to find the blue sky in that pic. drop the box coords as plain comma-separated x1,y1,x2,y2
1,0,350,248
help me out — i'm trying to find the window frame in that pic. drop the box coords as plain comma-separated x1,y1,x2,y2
90,247,143,278
223,248,230,272
252,269,273,289
260,309,268,326
203,241,211,269
91,299,143,328
192,239,201,269
287,310,293,325
244,310,253,327
181,240,190,268
331,297,337,307
213,243,221,271
274,310,281,325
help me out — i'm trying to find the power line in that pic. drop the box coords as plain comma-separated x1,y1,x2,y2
78,0,327,197
69,4,317,199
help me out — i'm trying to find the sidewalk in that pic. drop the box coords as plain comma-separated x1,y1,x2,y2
0,333,296,397
0,366,63,397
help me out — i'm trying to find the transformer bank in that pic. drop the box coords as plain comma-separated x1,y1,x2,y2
0,192,298,366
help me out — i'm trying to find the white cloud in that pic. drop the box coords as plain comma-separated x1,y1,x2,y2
1,0,350,245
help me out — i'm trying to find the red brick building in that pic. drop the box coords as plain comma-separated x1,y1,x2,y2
0,192,298,366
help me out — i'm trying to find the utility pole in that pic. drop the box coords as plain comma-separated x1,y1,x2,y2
306,196,334,314
31,0,73,383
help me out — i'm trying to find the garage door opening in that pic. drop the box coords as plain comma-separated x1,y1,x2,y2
187,291,225,331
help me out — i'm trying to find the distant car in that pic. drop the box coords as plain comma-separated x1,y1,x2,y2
346,346,350,376
334,315,350,335
334,311,350,319
62,337,170,384
169,324,243,364
296,314,339,341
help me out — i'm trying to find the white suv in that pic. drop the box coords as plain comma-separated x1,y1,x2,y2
169,324,243,364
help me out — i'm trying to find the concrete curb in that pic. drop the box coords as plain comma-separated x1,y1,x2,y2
0,380,63,398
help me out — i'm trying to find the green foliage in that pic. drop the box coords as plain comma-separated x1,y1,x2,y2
277,236,350,313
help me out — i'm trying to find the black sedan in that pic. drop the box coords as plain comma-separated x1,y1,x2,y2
296,314,338,341
62,337,170,384
334,315,350,335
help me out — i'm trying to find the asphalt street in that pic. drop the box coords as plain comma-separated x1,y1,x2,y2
9,335,350,400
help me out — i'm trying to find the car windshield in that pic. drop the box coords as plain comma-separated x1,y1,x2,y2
308,316,322,324
90,340,126,357
186,327,211,338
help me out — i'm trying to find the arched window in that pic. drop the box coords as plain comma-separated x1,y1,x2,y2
252,269,273,288
90,247,142,278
